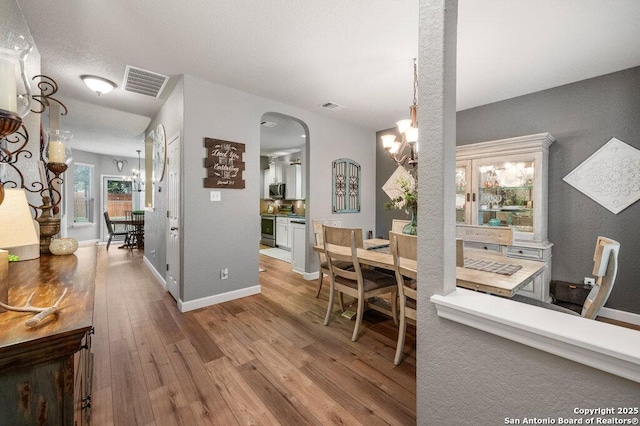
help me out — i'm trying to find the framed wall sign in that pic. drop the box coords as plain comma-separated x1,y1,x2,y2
332,158,360,213
203,138,246,189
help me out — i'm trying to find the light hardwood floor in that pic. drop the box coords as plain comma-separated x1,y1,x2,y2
91,246,416,425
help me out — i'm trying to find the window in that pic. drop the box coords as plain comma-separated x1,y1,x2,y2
73,163,94,224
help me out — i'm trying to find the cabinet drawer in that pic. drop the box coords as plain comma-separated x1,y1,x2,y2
507,246,542,260
463,241,504,253
276,217,289,224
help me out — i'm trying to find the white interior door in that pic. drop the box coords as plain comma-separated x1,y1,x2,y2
166,133,181,301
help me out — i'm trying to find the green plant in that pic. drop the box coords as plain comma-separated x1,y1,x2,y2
384,176,417,214
8,254,19,262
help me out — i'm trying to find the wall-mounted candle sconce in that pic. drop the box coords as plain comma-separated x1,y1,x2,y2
0,27,33,206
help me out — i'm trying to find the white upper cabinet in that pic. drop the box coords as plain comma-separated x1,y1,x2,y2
273,163,284,183
285,164,303,200
263,168,274,198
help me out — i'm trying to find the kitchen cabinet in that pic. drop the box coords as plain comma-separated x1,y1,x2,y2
291,220,306,273
285,164,303,200
276,216,291,250
273,162,284,183
456,133,554,301
263,163,286,199
263,168,274,198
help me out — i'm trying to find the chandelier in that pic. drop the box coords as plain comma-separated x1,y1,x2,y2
131,150,144,193
381,58,418,168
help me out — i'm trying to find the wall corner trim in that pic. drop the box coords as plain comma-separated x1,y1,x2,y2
431,289,640,383
178,285,261,313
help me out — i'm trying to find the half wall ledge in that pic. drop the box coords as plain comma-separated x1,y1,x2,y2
430,288,640,383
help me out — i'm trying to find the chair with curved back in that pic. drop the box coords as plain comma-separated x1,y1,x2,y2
322,225,397,342
513,236,620,319
104,211,129,251
390,231,418,365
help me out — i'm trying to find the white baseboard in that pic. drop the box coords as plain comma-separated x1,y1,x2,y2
79,239,100,246
178,285,261,313
303,271,320,281
599,307,640,326
143,256,166,291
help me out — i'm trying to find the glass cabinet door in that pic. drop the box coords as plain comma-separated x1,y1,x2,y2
455,162,470,224
474,160,535,234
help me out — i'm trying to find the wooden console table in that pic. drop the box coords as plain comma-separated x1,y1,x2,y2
0,245,96,425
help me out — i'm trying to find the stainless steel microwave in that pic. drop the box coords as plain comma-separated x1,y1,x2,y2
268,182,285,199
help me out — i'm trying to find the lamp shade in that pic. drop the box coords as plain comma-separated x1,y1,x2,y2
0,189,40,261
396,119,412,134
405,127,419,143
81,75,115,95
381,134,397,150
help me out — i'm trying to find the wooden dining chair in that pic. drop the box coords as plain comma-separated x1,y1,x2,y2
323,226,397,342
390,231,417,365
513,236,620,319
312,219,344,297
104,211,128,251
129,211,145,249
391,219,410,234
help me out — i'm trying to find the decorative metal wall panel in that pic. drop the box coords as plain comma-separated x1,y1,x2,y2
332,158,360,213
563,137,640,214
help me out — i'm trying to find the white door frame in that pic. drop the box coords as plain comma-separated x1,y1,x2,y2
100,174,130,242
166,131,181,302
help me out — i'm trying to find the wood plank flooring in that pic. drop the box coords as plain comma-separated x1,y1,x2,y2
91,247,416,425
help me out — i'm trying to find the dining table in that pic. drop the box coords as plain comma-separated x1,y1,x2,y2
315,238,547,299
110,212,145,249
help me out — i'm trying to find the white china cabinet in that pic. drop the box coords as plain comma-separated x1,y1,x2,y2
456,133,555,301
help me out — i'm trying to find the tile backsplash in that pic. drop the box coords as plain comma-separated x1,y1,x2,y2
260,199,305,216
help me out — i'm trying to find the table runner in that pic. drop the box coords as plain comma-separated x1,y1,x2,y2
463,257,522,276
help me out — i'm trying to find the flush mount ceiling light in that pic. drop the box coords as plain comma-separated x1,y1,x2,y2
80,75,116,96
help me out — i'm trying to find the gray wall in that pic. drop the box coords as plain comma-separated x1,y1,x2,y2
143,77,184,281
377,66,640,314
65,150,144,242
145,74,375,306
457,66,640,314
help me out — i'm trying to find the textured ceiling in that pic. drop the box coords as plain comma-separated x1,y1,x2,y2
14,0,640,157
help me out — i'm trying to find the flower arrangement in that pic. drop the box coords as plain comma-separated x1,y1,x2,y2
384,176,417,214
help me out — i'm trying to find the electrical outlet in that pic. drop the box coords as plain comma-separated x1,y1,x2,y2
210,191,221,202
220,268,229,280
584,277,595,286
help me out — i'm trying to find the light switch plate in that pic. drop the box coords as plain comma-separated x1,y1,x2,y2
210,191,221,202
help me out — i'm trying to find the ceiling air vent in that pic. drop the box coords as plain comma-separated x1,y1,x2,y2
260,120,278,127
123,65,169,98
319,101,345,111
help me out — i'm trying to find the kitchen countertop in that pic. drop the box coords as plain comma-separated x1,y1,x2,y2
261,213,306,219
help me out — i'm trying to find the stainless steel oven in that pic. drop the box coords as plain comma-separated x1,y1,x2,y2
260,215,276,247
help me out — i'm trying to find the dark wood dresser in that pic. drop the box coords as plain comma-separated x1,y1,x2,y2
0,246,96,425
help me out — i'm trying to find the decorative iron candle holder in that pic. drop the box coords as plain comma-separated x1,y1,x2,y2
36,195,60,254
